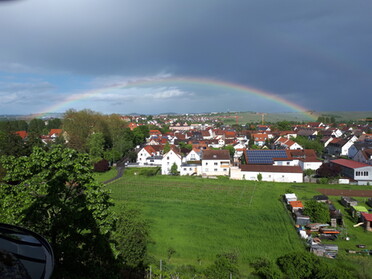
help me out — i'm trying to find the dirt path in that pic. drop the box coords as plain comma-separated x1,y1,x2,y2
317,188,372,197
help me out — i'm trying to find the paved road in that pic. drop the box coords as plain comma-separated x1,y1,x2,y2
103,159,126,184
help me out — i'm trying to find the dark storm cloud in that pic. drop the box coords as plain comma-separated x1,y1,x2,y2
0,0,371,112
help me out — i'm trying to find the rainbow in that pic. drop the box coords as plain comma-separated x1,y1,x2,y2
34,76,317,120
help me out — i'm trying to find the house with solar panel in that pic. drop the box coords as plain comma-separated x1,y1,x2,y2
230,150,303,182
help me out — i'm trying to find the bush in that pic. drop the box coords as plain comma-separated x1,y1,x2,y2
204,253,240,279
251,257,282,279
93,158,110,172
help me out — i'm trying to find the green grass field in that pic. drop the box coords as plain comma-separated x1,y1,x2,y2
93,167,118,183
103,169,372,276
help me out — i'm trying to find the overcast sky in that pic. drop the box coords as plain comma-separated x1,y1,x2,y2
0,0,371,115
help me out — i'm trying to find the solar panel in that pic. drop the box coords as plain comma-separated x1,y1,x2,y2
246,150,289,164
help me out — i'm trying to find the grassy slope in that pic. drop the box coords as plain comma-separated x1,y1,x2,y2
107,170,372,276
93,167,118,183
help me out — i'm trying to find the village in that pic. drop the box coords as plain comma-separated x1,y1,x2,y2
125,114,372,186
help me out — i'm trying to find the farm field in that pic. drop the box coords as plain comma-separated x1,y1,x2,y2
105,169,372,276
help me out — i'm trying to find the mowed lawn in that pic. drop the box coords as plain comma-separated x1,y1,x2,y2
107,170,305,271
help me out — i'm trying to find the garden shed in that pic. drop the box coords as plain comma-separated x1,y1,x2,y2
340,196,358,208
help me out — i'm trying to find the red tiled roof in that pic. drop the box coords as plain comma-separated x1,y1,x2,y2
331,159,370,169
49,129,62,136
202,150,230,160
225,131,236,137
361,149,372,160
150,130,162,135
289,200,304,208
241,165,303,173
362,212,372,222
15,131,28,139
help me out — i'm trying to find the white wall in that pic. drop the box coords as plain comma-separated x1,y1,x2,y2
201,159,230,176
180,165,202,176
161,150,182,175
299,161,322,171
230,167,303,183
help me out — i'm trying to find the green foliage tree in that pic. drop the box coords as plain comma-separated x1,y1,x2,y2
303,169,315,177
277,252,352,279
204,253,240,279
0,146,118,278
163,142,171,154
251,257,282,279
46,118,62,130
277,252,320,279
303,199,330,223
63,109,104,152
292,136,323,156
28,118,46,135
273,121,292,131
257,173,263,182
0,120,28,132
87,132,105,161
0,131,28,157
170,162,178,175
113,206,149,270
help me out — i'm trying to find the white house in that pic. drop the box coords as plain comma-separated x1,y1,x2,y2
274,137,303,150
201,150,231,176
326,136,358,156
330,159,372,185
137,145,163,165
180,164,202,176
353,149,372,165
184,149,202,162
161,149,182,175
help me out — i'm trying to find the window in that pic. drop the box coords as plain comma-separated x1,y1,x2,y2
287,162,290,165
183,168,186,171
364,171,368,176
167,156,169,160
223,168,227,171
214,162,218,165
205,162,208,165
214,168,218,171
356,171,360,176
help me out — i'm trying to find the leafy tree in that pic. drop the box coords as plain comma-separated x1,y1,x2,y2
113,206,149,270
87,132,105,161
277,252,320,279
28,118,46,135
277,252,352,279
303,199,330,223
303,169,315,177
317,163,341,178
170,162,178,175
292,136,323,156
257,173,263,182
0,146,118,278
163,142,171,154
273,121,292,131
204,253,240,279
0,131,27,157
63,109,104,152
46,118,62,130
251,257,282,279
